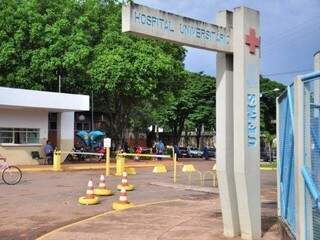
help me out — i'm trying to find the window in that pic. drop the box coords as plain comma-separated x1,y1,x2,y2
0,128,40,144
76,122,90,131
48,113,57,130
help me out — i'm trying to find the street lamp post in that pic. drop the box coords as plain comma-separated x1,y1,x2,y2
260,88,280,98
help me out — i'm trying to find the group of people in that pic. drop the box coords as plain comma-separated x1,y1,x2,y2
121,139,166,161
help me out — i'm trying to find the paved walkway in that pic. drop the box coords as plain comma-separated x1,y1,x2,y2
19,159,181,172
39,198,280,240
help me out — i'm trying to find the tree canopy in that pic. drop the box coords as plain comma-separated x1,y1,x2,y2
0,0,285,147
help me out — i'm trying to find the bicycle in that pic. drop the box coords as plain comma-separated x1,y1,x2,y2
0,156,22,185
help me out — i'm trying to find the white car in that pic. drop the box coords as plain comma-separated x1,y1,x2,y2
188,147,203,158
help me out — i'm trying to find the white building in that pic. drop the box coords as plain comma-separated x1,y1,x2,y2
0,87,89,165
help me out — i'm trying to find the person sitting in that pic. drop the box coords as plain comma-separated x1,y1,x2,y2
134,145,142,161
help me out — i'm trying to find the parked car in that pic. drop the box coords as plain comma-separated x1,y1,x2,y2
260,150,269,161
178,147,189,158
188,147,203,158
207,147,216,158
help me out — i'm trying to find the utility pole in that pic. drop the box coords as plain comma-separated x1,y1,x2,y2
58,74,61,93
91,91,94,131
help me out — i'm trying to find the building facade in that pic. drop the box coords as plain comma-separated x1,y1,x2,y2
0,87,89,165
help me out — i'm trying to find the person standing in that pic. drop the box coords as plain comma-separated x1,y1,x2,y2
156,140,165,161
173,144,180,161
44,140,54,165
203,145,209,160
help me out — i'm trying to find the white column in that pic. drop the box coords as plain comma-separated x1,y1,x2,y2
216,10,240,237
57,112,75,160
276,97,281,217
294,76,309,240
233,7,261,239
314,51,320,71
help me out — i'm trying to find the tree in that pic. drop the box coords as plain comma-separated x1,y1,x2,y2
154,72,215,145
87,1,186,146
0,0,186,147
185,73,215,148
0,0,101,92
260,76,285,161
260,76,286,135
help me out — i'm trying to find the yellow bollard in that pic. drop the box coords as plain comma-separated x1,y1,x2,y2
53,150,62,171
182,164,202,185
115,154,125,176
182,164,196,172
126,167,136,175
105,147,110,176
152,164,167,173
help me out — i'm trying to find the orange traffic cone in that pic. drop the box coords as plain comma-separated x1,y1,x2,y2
79,179,100,205
112,186,135,210
94,175,113,196
119,186,129,204
117,171,134,191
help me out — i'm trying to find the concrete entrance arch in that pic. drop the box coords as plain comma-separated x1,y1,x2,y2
122,3,261,239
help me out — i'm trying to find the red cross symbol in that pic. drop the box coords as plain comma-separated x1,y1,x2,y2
245,28,260,54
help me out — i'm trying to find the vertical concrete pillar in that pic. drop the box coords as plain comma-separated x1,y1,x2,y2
216,10,240,237
276,97,281,217
233,7,261,239
314,51,320,118
314,51,320,71
294,76,309,240
57,112,75,161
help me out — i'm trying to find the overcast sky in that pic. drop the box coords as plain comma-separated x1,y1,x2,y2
134,0,320,85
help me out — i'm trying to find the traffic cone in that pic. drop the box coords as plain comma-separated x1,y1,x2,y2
112,186,135,210
94,174,113,196
117,171,135,191
78,179,100,205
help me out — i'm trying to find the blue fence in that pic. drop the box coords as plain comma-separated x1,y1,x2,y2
278,72,320,239
278,84,296,235
302,74,320,240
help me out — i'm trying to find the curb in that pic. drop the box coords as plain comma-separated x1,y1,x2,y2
150,182,219,194
36,199,181,240
21,162,183,173
260,167,276,171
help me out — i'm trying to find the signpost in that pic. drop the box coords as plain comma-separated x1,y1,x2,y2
122,3,261,239
104,138,111,176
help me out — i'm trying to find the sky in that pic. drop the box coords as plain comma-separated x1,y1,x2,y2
134,0,320,85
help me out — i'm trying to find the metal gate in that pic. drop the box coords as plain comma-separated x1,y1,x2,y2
302,73,320,240
278,84,296,236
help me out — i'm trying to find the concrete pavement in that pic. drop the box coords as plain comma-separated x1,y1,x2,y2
0,160,280,240
39,198,280,240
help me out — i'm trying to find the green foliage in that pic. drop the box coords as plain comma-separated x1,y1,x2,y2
186,73,215,130
0,0,186,145
153,72,215,144
260,76,286,134
0,0,106,92
0,0,285,147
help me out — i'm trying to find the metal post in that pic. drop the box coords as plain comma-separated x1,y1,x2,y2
105,147,110,176
91,91,94,131
173,153,177,183
53,150,61,171
276,97,281,217
58,74,61,93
